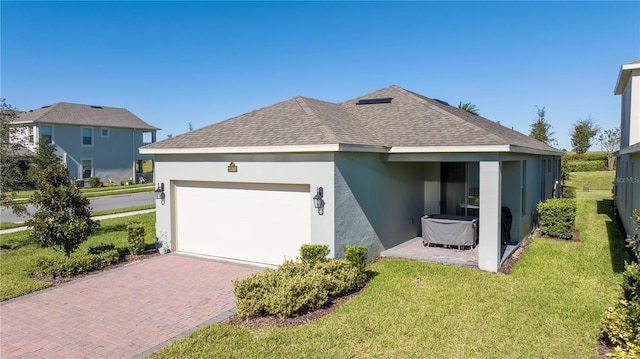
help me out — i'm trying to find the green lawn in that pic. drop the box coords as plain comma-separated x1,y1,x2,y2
150,171,627,358
10,183,154,200
0,204,155,230
0,212,156,301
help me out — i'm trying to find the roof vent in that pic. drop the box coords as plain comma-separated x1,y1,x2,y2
356,97,393,105
90,105,103,109
41,105,51,109
433,99,450,106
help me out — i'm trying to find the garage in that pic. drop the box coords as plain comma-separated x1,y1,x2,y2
174,181,311,266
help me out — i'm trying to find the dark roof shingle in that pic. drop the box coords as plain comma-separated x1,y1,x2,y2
144,86,561,154
14,102,158,130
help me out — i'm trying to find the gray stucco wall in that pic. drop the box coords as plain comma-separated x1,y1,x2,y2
153,153,336,257
334,152,424,258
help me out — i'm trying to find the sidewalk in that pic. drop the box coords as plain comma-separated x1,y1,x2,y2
0,209,155,235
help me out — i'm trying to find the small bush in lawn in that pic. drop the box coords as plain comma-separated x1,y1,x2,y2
345,245,368,272
537,198,576,239
89,176,101,188
35,250,120,278
299,244,330,264
127,222,146,255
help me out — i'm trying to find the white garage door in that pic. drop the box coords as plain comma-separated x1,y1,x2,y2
175,181,311,266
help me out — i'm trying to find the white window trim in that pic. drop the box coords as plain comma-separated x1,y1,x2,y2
81,158,93,179
101,128,110,138
81,127,93,147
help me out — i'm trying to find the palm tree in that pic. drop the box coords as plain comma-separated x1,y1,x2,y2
457,102,479,115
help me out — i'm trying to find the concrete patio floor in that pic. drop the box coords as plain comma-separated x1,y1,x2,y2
381,237,520,269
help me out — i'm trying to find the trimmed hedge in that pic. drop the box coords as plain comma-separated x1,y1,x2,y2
564,160,606,172
127,222,146,255
234,255,367,318
537,198,576,240
35,249,120,278
564,152,608,161
300,244,330,264
345,245,368,273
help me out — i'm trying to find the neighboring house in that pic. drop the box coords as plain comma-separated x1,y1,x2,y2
11,102,159,185
141,85,563,272
614,59,640,239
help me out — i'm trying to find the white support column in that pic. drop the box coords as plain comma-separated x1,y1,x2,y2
478,160,502,272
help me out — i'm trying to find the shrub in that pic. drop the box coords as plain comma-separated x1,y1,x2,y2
35,250,120,278
119,178,132,186
602,262,640,356
564,160,606,172
537,198,576,239
626,209,640,261
233,247,368,319
89,176,101,188
127,222,146,255
300,244,330,264
345,245,368,273
564,151,608,161
88,243,116,255
315,260,365,296
562,186,576,199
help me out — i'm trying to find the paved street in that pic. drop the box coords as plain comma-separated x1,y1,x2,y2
0,192,155,223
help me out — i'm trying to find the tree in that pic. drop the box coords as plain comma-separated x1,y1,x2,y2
571,115,600,154
26,143,99,257
529,106,556,146
0,99,27,215
27,138,61,182
598,127,621,170
457,102,479,115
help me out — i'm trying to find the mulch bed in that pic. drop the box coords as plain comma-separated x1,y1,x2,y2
222,284,367,328
31,249,160,286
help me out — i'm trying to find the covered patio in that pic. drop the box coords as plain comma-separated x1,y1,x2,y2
380,237,521,269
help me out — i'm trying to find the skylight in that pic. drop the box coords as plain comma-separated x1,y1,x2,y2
356,97,393,105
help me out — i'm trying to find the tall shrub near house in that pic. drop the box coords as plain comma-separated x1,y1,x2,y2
537,199,576,239
626,209,640,261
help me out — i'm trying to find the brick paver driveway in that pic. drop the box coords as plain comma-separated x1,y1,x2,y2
0,254,260,358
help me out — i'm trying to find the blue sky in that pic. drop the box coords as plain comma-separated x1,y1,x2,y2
2,1,638,151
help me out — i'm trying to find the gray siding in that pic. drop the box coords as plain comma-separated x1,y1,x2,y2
616,154,640,239
43,123,151,182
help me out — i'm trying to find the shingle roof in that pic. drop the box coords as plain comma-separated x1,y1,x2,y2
143,85,561,154
13,102,158,130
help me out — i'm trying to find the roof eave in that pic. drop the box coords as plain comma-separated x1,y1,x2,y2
615,61,640,95
140,143,388,155
388,145,563,156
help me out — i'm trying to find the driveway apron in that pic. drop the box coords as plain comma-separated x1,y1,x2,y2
0,254,260,358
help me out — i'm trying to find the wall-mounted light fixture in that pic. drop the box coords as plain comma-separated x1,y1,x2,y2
313,187,324,215
155,182,165,200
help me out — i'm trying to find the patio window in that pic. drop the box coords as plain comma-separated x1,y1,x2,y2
441,162,479,218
